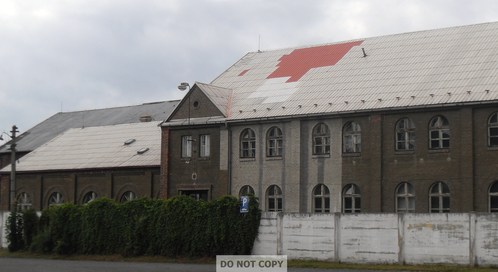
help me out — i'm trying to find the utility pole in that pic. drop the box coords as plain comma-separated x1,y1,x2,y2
10,125,18,212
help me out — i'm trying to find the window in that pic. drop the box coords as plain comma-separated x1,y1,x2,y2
342,184,361,213
181,135,192,158
120,191,136,202
240,128,256,158
266,185,283,212
396,182,415,213
200,134,210,157
488,112,498,147
239,185,255,197
429,182,450,213
267,127,283,157
429,116,450,149
489,181,498,212
313,123,330,155
48,192,64,206
313,184,330,213
17,192,32,211
82,191,98,204
395,118,416,151
343,122,361,153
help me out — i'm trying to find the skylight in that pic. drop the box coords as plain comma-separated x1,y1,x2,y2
124,139,136,145
137,147,149,155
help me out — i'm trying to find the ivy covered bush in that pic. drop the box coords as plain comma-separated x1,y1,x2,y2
17,195,260,257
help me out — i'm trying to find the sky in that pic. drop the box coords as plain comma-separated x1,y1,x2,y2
1,0,498,141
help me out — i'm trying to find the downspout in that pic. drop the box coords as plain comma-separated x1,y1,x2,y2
227,121,232,195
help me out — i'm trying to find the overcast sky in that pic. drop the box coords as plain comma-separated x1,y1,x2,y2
1,0,498,141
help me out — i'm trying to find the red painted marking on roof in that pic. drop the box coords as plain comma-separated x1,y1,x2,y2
238,69,250,76
267,40,364,82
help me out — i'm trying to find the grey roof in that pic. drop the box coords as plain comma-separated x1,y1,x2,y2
0,100,178,153
195,82,233,117
0,122,161,172
202,21,498,121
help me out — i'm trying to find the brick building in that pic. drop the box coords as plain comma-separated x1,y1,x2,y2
0,101,177,210
161,22,498,213
0,122,162,210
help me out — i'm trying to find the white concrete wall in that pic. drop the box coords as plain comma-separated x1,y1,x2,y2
253,212,498,266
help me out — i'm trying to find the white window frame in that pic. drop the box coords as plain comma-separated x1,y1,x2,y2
48,192,64,207
343,122,361,153
396,118,416,151
200,134,210,158
429,116,450,149
17,192,33,211
313,123,331,155
313,184,330,213
240,128,256,158
488,112,498,147
396,182,415,213
266,185,283,212
267,127,283,157
429,182,450,213
342,184,361,213
181,135,192,158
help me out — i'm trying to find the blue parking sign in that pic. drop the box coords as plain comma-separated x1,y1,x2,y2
240,196,249,213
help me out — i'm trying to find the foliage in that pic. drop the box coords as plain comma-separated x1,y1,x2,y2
6,210,24,252
7,195,261,257
22,209,39,248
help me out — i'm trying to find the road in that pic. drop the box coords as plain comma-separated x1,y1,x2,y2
0,257,383,272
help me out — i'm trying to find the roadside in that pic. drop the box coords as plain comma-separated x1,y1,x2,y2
1,249,496,271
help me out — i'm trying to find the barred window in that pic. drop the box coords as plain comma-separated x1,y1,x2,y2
312,123,330,155
395,118,416,151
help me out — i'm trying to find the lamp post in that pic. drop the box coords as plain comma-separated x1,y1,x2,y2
1,125,19,212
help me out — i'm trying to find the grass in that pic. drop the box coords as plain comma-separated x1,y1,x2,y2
1,249,497,271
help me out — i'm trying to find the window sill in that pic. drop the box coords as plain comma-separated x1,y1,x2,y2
487,146,498,151
198,157,210,161
394,150,415,155
239,158,256,162
265,156,283,161
312,154,331,159
342,152,361,157
428,149,450,154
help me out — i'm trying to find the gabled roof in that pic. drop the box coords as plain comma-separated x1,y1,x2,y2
207,21,498,121
195,82,233,117
0,122,161,172
0,100,178,153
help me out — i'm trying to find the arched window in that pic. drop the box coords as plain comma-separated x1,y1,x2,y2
17,192,32,211
240,128,256,158
343,122,361,153
239,185,255,197
266,185,283,212
267,127,283,157
489,181,498,212
396,182,415,213
120,191,136,203
488,112,498,147
429,182,450,213
342,184,361,213
48,192,64,207
313,184,330,213
429,116,450,149
312,123,330,155
82,191,98,204
395,118,415,151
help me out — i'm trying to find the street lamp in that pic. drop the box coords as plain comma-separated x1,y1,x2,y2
0,125,18,212
177,82,191,125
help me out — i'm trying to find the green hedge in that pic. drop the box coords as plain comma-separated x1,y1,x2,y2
25,195,260,257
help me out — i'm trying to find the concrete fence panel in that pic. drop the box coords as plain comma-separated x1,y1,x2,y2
339,213,399,264
475,213,498,266
281,213,335,260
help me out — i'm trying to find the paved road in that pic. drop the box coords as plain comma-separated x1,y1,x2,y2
0,257,383,272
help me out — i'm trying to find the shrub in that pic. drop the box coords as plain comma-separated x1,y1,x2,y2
6,210,24,252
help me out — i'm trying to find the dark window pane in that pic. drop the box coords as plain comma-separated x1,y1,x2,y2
431,197,439,209
490,196,498,210
443,197,450,209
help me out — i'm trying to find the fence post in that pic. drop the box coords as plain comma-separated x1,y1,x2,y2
334,212,341,262
469,212,477,267
398,213,405,265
